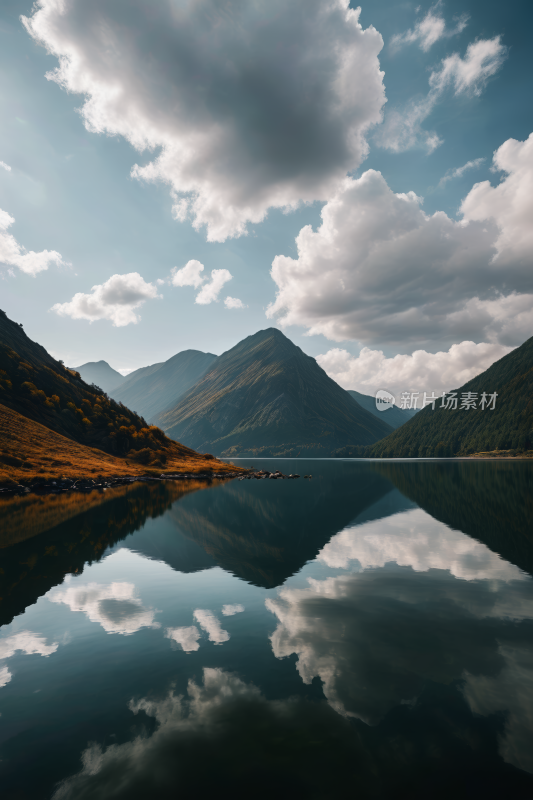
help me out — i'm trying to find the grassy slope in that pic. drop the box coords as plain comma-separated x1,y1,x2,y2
0,404,237,484
111,350,216,422
367,335,533,457
157,328,393,456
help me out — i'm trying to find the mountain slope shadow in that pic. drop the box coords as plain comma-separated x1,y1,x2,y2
165,462,398,587
372,461,533,576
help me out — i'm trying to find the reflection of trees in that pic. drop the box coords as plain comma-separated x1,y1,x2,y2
167,463,396,587
0,481,206,627
52,666,533,800
372,462,533,576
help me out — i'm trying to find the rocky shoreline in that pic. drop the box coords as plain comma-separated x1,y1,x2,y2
0,468,314,496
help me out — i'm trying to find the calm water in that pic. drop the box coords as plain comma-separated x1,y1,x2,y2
1,460,532,799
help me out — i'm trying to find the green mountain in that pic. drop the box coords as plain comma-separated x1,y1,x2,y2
74,360,126,393
156,328,393,456
110,350,216,422
348,389,417,429
367,335,533,458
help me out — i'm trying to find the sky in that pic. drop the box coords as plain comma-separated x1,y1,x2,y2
0,0,532,398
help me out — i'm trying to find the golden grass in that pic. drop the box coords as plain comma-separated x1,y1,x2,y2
0,403,243,483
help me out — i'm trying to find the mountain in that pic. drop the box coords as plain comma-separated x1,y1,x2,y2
0,309,239,479
156,328,393,456
347,389,417,429
367,335,533,457
110,350,216,422
74,360,126,393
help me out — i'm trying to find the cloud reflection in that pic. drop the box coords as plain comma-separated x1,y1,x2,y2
165,626,201,653
49,581,160,635
221,604,244,616
318,509,526,582
192,610,229,645
266,565,533,769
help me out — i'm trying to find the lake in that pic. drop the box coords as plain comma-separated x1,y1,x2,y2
1,459,532,799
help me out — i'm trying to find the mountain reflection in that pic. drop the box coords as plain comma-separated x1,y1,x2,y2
0,481,209,627
161,462,405,587
372,461,533,576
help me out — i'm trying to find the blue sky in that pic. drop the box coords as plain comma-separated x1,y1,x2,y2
0,0,531,396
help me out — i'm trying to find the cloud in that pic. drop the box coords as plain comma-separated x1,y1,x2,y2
438,157,485,187
51,272,160,327
22,0,386,242
461,133,533,267
195,269,232,305
317,508,525,582
170,260,205,289
0,207,67,276
379,37,506,152
0,161,11,171
192,609,229,644
221,604,244,616
316,340,512,399
224,296,246,310
391,7,468,52
49,580,160,635
165,626,200,653
0,630,58,659
268,137,533,347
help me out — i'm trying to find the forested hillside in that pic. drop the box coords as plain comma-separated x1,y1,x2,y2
367,336,533,457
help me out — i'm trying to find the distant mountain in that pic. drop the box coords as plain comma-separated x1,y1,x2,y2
347,389,417,430
367,335,533,457
110,350,216,422
156,328,393,456
74,360,126,393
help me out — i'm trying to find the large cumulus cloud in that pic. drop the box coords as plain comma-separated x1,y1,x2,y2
23,0,386,242
268,134,533,348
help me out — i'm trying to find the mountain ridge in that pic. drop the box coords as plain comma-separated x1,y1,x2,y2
156,328,393,456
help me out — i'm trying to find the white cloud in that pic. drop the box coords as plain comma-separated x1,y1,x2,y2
165,626,200,653
195,269,232,305
51,272,160,327
224,296,246,310
22,0,386,242
461,133,533,267
0,161,11,171
391,7,468,53
268,137,533,348
438,157,485,187
49,580,160,635
379,37,506,152
0,207,67,276
192,609,229,645
0,665,11,687
221,604,244,616
0,630,58,659
171,260,205,289
317,340,512,399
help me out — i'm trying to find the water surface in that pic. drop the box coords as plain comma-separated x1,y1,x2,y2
1,460,532,799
